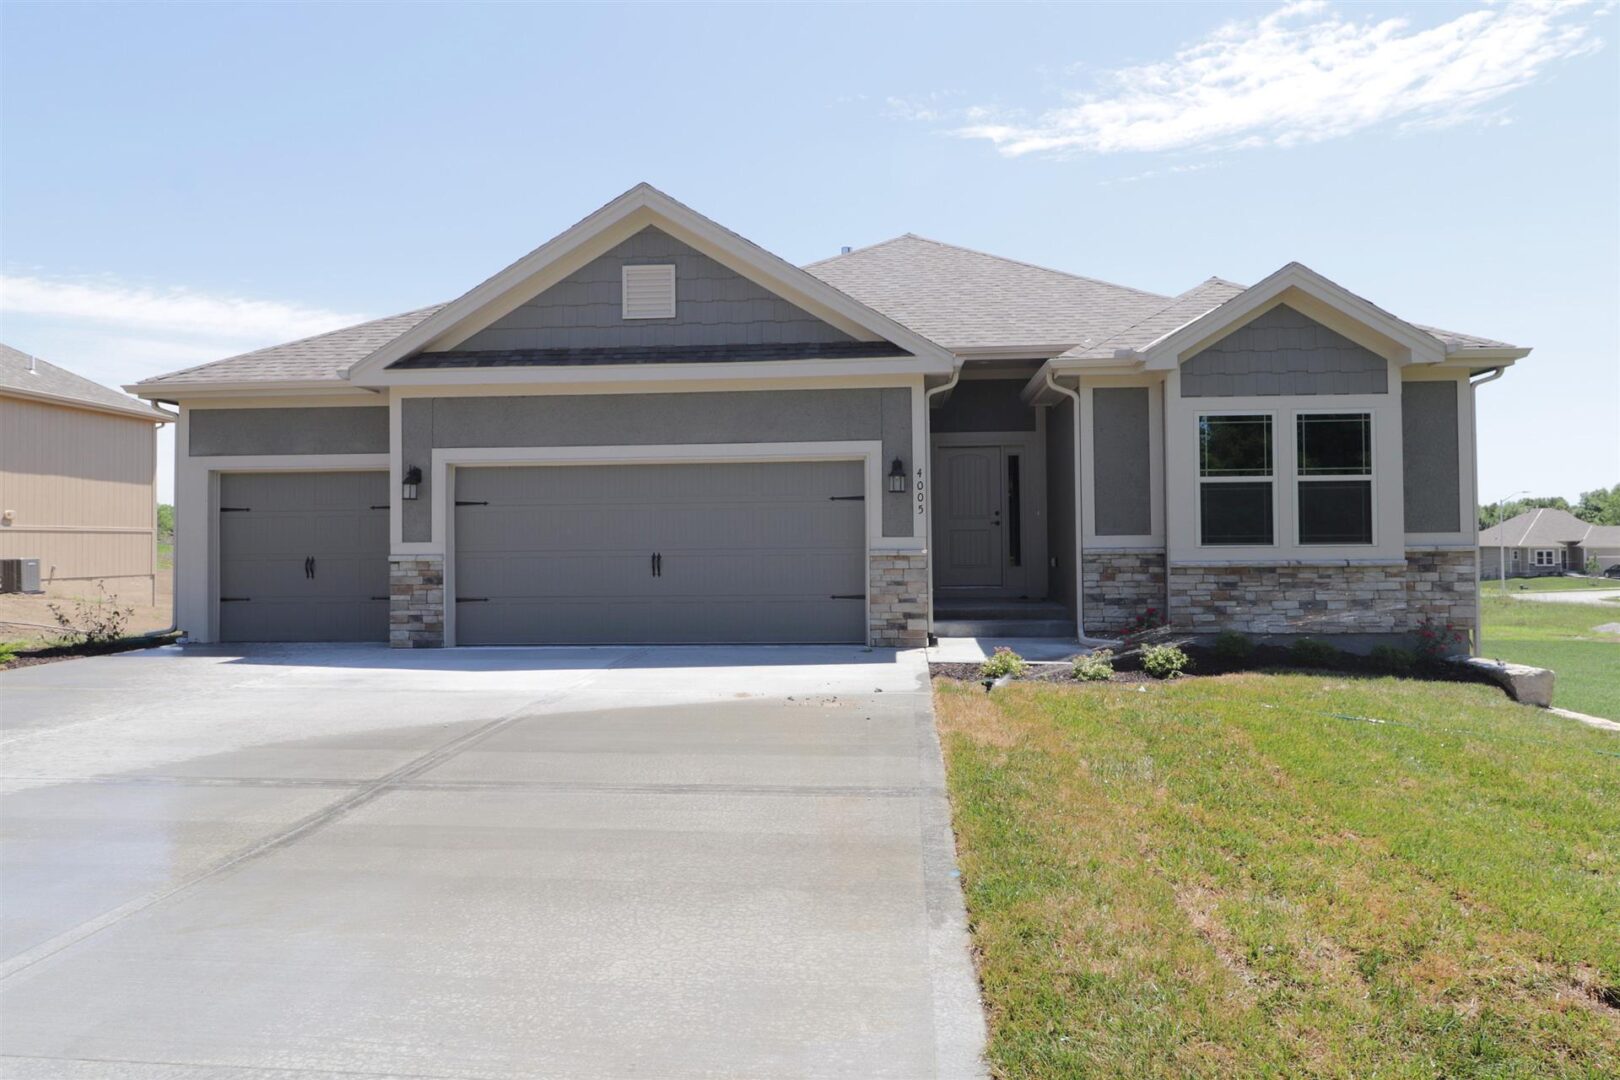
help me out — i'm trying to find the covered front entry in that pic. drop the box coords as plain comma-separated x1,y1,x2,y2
452,460,867,644
217,471,390,641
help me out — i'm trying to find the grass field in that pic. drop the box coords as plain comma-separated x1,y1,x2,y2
157,539,173,570
1480,594,1620,720
936,675,1620,1079
1483,575,1618,594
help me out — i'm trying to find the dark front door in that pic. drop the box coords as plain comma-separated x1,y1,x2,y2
934,446,1003,588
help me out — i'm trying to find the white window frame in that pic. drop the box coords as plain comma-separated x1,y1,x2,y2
621,264,677,320
1293,409,1375,547
1533,548,1557,568
1194,410,1278,548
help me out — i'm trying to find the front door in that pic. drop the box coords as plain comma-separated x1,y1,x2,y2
934,445,1004,588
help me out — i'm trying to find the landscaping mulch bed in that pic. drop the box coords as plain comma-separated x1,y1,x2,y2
931,639,1505,692
0,632,181,672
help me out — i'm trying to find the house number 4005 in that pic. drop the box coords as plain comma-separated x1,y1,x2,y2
915,468,926,515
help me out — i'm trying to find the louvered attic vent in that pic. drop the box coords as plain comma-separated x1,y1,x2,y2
621,264,677,319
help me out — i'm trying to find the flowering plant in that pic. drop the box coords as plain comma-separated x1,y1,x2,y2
1124,607,1166,636
1413,619,1467,662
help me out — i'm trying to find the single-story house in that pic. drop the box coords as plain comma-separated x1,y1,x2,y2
128,184,1527,649
2,343,174,603
1479,507,1620,577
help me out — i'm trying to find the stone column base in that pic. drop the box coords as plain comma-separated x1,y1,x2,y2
390,555,444,648
869,552,929,648
1082,550,1167,635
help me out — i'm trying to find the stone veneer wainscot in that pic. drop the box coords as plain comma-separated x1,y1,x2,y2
1167,549,1478,639
390,555,445,648
869,552,929,648
1082,551,1167,635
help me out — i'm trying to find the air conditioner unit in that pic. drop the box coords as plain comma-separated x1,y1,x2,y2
0,558,42,594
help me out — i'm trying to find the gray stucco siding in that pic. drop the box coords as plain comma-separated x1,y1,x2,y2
1401,380,1461,533
1044,398,1077,618
457,227,858,352
189,407,389,457
1091,388,1152,536
932,379,1036,433
400,388,914,542
1182,304,1389,397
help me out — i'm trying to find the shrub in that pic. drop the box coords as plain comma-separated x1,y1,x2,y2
1072,649,1114,682
1212,630,1254,665
1124,607,1166,636
979,646,1028,680
1369,644,1416,674
0,640,19,666
48,582,133,646
1414,620,1468,663
1288,637,1340,668
1140,643,1189,679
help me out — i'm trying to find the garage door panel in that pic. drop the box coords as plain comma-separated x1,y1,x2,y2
217,471,388,642
454,461,867,645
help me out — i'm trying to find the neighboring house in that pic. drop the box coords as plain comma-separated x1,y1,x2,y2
1479,508,1620,578
1,344,174,603
127,184,1528,649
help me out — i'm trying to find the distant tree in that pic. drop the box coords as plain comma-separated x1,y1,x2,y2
156,503,174,538
1478,495,1569,532
1574,485,1620,526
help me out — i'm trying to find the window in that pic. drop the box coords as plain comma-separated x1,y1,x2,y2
1533,549,1556,567
1198,414,1273,545
1296,413,1372,544
621,264,676,319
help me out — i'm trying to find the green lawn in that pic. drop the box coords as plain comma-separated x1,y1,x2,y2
936,676,1620,1079
157,540,173,570
1483,576,1618,594
1480,594,1620,720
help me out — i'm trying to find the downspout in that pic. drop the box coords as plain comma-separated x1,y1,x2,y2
1468,366,1505,655
1044,371,1084,642
922,366,962,641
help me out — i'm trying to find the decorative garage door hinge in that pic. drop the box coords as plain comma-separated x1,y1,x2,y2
829,495,865,501
455,500,489,507
219,506,251,513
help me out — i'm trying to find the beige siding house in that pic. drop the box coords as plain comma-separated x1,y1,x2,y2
1,344,174,603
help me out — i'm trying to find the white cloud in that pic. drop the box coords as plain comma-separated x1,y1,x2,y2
0,274,367,343
951,0,1605,157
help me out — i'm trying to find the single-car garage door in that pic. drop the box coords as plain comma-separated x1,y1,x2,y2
453,461,866,644
218,471,390,641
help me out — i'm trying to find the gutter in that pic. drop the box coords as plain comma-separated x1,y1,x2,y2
1467,366,1506,654
1044,370,1085,642
922,367,962,641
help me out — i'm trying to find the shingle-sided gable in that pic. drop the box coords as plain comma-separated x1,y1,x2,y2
1180,304,1388,396
448,226,856,354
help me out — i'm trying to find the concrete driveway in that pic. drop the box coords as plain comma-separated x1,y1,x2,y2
0,644,985,1079
1509,587,1620,606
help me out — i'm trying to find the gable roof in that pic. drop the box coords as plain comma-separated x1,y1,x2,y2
1,343,171,421
1059,277,1248,361
133,305,446,392
1480,507,1620,548
806,234,1171,354
349,183,954,380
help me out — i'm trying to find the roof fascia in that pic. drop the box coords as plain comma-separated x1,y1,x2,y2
1140,265,1447,370
347,185,955,382
4,385,173,422
376,355,943,388
128,381,383,403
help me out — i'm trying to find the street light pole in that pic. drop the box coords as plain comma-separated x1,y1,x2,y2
1495,490,1528,594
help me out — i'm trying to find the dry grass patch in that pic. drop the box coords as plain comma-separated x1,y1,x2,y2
936,674,1620,1078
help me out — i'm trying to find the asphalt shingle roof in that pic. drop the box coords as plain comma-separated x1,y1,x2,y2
805,235,1172,353
1479,508,1620,549
1060,277,1249,361
1,343,171,420
136,305,447,388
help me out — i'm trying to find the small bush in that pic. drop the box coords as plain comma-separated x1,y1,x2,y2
47,582,134,646
1140,643,1189,679
1414,619,1468,663
1072,649,1114,682
1369,644,1416,674
1124,607,1166,636
1289,637,1340,668
979,646,1028,680
0,640,20,666
1212,630,1254,665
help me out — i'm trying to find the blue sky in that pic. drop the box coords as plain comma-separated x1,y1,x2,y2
2,0,1615,504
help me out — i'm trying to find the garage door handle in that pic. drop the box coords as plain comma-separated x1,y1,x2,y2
655,552,662,577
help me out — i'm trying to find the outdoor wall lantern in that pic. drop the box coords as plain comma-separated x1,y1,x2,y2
401,466,422,501
888,457,906,494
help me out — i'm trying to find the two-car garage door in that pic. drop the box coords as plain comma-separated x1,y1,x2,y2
453,461,867,645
